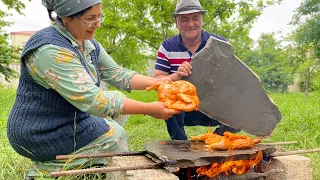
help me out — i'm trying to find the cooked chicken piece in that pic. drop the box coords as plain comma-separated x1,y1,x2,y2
204,138,232,151
223,132,249,140
230,138,255,149
191,131,262,151
146,80,200,112
191,133,212,141
204,135,223,145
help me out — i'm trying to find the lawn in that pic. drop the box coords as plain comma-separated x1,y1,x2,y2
0,86,319,179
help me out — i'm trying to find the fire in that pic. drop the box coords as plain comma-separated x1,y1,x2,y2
196,150,263,177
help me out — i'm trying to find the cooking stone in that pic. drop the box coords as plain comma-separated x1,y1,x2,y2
182,36,282,136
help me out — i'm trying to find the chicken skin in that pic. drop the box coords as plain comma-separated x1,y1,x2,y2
190,131,262,151
146,80,200,112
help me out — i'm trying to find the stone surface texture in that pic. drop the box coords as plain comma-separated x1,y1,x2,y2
183,36,282,136
273,155,313,180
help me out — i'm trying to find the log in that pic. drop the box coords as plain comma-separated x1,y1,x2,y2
56,151,146,160
261,141,297,146
51,162,163,177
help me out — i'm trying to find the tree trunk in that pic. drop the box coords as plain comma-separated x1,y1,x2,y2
305,70,310,97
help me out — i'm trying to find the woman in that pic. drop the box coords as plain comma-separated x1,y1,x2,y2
6,0,177,178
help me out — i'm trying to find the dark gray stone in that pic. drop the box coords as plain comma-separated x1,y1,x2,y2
182,36,282,136
144,140,276,167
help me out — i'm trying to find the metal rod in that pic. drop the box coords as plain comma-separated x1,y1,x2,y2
56,151,147,160
50,152,284,177
269,148,320,157
51,162,163,177
261,141,297,146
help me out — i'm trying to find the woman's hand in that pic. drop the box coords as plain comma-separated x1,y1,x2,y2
146,102,179,120
176,61,192,79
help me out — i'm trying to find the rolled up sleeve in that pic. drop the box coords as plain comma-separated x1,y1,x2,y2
97,43,137,92
25,44,126,119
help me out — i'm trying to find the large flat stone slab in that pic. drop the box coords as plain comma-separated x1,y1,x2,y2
183,36,282,136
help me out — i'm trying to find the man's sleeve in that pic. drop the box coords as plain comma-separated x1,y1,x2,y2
155,44,171,73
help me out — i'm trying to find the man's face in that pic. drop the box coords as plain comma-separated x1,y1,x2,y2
175,12,203,41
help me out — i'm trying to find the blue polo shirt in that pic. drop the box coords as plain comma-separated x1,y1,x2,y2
155,30,227,74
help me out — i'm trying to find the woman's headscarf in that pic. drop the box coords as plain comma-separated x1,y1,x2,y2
42,0,102,18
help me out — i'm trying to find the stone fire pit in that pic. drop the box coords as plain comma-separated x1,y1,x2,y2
105,154,312,180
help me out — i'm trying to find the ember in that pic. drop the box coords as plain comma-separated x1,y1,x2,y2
196,150,263,178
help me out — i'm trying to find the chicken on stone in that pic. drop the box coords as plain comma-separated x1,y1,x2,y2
146,80,200,112
191,131,262,151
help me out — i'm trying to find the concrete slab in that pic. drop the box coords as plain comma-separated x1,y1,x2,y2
274,155,313,180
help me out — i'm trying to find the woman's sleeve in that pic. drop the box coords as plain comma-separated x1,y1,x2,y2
96,42,137,92
24,44,126,119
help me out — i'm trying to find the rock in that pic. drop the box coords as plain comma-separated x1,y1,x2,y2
183,36,282,136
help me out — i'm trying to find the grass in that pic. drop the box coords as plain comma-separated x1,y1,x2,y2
1,86,319,179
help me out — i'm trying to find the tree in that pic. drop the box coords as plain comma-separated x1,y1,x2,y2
290,0,320,96
95,0,282,74
243,33,292,92
0,0,28,82
287,42,319,96
291,0,320,56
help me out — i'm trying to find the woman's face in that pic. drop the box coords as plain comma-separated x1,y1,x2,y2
64,3,103,42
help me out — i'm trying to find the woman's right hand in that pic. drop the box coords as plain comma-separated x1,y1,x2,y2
146,102,179,120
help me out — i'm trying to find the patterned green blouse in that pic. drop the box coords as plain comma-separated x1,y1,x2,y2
24,23,136,119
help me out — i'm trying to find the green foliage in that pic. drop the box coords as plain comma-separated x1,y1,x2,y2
1,0,28,14
201,0,280,59
95,0,175,74
95,0,281,73
291,0,320,56
0,0,29,81
0,34,20,81
290,0,320,95
243,33,293,92
294,14,320,57
298,72,320,92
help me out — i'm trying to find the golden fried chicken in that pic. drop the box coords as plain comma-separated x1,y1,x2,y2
191,131,262,151
146,80,200,112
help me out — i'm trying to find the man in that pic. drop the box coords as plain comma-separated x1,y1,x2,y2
153,0,240,140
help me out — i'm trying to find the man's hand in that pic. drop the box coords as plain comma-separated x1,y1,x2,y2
176,61,192,79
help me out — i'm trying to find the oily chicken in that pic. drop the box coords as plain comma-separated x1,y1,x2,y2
191,131,262,151
146,80,200,112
